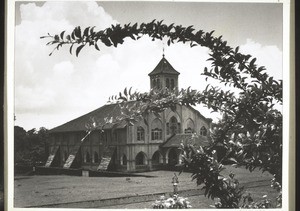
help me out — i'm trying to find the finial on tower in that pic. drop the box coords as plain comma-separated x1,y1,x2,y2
162,42,165,58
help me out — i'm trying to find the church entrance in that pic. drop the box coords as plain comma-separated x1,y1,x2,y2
168,148,178,165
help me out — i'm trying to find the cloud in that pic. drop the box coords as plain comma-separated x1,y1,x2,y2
15,1,118,129
239,39,282,80
53,61,74,76
14,2,283,130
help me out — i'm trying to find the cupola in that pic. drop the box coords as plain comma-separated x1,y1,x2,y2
148,55,180,91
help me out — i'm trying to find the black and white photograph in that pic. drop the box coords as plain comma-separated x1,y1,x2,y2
6,0,293,210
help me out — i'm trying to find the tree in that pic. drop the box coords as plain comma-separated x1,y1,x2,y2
41,21,282,208
14,126,28,163
14,126,50,166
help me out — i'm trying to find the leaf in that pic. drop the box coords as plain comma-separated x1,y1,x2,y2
190,43,197,47
71,31,75,40
214,66,219,74
74,26,81,38
268,77,273,84
250,58,256,66
83,27,90,37
257,66,266,72
60,30,66,39
94,43,100,51
209,30,215,36
90,26,96,34
227,157,238,164
235,46,239,54
69,44,74,55
76,44,85,57
129,87,132,96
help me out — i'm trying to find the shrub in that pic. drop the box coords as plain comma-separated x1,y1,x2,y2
152,194,192,209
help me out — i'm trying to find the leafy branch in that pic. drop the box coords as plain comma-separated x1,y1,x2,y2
42,20,282,208
41,20,282,103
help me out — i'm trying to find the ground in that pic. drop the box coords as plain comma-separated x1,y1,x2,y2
14,166,279,208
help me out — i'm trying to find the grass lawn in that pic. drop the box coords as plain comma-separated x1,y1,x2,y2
14,166,279,208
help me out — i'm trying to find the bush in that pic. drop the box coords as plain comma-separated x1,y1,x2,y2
152,194,192,209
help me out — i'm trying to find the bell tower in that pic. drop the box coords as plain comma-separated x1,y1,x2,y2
148,54,180,91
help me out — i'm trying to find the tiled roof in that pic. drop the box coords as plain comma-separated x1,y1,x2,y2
148,57,180,76
161,133,211,148
50,103,133,133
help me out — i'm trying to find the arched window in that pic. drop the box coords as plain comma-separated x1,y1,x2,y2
151,118,162,140
171,79,175,89
200,126,207,136
157,78,160,89
136,152,147,165
121,154,127,165
185,119,195,133
152,151,162,164
137,126,145,141
93,152,99,163
166,78,170,89
151,128,162,140
170,116,179,135
85,151,91,163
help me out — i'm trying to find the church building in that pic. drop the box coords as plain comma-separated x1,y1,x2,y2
45,55,212,172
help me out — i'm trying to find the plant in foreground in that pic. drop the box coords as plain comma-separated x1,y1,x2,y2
152,194,192,209
42,20,283,209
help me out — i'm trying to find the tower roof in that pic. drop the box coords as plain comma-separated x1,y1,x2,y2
148,57,180,76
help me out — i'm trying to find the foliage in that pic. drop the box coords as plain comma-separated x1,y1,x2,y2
42,20,282,208
41,20,282,101
152,194,192,209
14,126,50,166
180,142,243,208
241,194,275,208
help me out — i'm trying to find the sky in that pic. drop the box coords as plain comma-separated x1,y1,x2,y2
14,1,283,131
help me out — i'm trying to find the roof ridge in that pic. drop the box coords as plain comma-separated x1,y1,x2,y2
148,57,180,76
